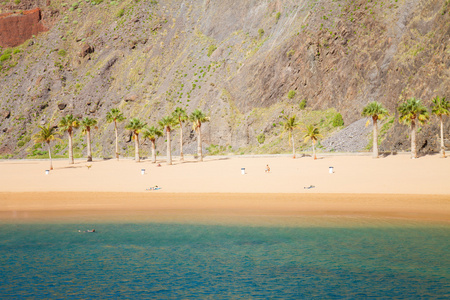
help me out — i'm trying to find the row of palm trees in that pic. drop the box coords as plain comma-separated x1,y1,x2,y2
282,115,322,160
281,96,448,160
32,95,448,170
33,116,98,170
123,108,209,164
32,107,210,170
362,96,449,159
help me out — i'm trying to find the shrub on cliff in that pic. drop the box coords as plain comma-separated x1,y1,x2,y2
207,44,217,57
287,90,296,99
258,28,265,38
332,113,344,127
299,99,307,110
257,133,265,144
0,53,11,62
275,12,281,21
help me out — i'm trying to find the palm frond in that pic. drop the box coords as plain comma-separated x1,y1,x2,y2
397,97,429,125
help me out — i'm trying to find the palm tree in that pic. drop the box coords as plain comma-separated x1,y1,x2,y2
398,97,430,159
361,101,389,158
59,114,80,164
303,124,323,160
32,124,60,170
125,118,147,162
106,108,125,160
142,126,163,163
431,96,450,158
282,115,300,158
159,116,177,165
189,109,210,161
172,107,188,161
81,117,98,162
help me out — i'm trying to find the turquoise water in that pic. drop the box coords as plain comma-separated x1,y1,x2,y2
0,221,449,299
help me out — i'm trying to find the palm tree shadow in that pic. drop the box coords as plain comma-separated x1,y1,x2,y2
57,165,84,170
302,154,326,160
380,151,398,158
1,162,40,165
194,157,230,163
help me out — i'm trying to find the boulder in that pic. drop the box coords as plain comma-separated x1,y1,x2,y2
89,106,97,113
1,110,10,119
79,43,94,58
124,94,138,102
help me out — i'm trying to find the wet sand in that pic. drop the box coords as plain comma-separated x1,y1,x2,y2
0,192,449,223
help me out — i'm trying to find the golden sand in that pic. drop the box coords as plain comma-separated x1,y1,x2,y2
0,155,449,223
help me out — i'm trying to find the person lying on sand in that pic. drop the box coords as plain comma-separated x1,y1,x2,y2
304,185,315,189
146,186,161,191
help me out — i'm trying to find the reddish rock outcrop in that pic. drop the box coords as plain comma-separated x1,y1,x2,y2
0,8,47,48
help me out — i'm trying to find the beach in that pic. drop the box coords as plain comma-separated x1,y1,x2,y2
0,154,449,223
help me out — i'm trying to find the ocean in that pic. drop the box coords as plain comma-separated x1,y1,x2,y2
0,217,449,299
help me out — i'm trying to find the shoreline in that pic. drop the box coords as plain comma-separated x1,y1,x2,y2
1,192,449,224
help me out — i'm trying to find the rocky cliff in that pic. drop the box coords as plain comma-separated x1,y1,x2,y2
0,0,449,158
0,8,48,48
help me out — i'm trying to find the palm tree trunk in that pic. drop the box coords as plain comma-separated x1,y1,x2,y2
312,141,316,160
68,130,74,164
47,141,53,170
373,117,379,158
114,121,119,161
167,129,172,165
134,133,140,162
179,123,184,161
440,115,445,158
197,127,203,161
411,120,417,159
292,132,296,158
87,129,92,162
151,140,156,163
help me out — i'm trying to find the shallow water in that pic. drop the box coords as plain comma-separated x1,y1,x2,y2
0,220,449,299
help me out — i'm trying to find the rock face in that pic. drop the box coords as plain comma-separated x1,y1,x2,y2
322,119,372,153
0,8,47,48
0,0,449,158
